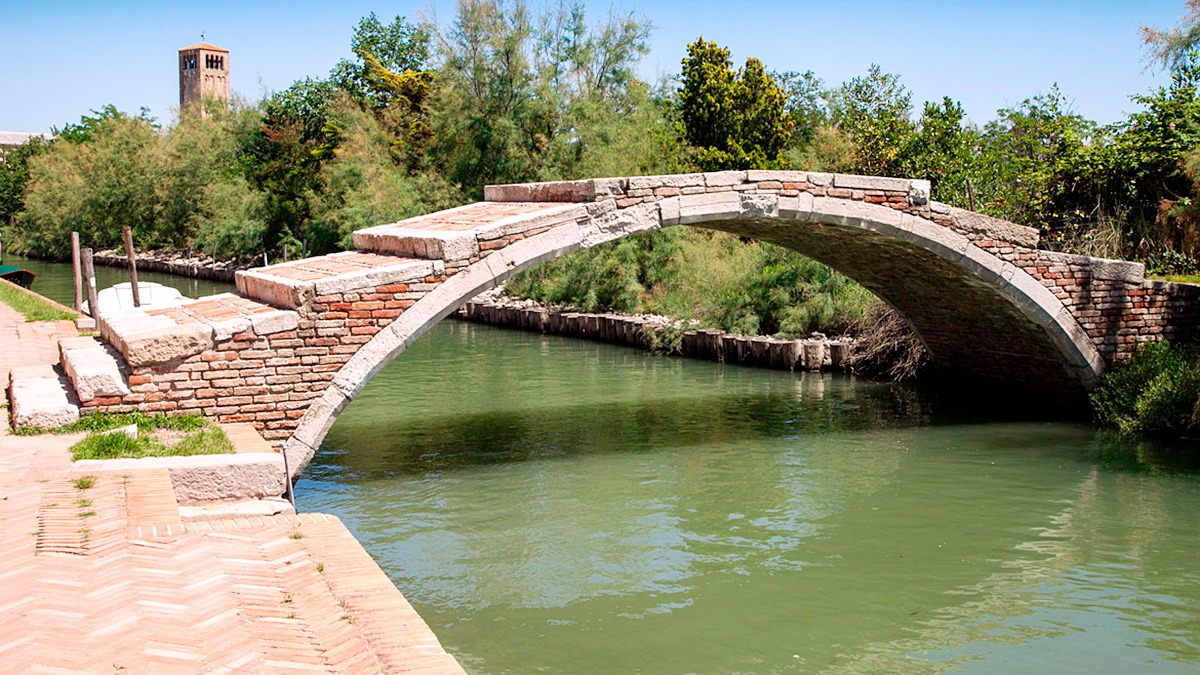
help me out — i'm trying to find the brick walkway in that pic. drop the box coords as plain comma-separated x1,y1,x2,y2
0,309,466,674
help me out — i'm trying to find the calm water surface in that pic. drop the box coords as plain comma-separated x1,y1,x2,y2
296,321,1200,674
6,252,236,305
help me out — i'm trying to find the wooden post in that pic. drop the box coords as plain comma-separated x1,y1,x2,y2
967,179,976,212
71,232,83,312
81,247,100,318
123,227,141,308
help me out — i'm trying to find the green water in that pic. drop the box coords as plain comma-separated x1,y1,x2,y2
297,320,1200,674
4,252,236,306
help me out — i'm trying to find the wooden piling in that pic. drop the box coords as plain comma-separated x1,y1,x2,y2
123,227,141,307
81,248,100,317
71,232,83,312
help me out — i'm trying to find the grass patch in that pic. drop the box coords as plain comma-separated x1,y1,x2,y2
68,413,233,461
72,475,96,489
1150,273,1200,284
0,281,77,322
21,412,209,436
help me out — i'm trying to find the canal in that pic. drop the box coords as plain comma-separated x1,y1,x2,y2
19,257,1200,673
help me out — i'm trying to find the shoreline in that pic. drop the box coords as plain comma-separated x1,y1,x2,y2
458,291,854,372
92,247,249,282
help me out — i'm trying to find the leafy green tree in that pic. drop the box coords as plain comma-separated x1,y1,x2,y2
902,97,981,205
0,135,52,230
240,78,339,255
775,70,828,146
828,64,914,176
331,12,431,101
19,109,163,256
677,38,792,170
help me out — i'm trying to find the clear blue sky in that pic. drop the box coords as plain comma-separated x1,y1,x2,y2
0,0,1188,133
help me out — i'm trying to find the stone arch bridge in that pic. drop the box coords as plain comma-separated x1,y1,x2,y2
72,171,1198,475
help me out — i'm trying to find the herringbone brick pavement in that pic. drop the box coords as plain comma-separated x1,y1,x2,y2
1,309,466,674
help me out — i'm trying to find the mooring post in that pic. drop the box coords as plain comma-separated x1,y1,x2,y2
80,247,100,317
123,227,141,308
280,447,295,507
71,231,83,312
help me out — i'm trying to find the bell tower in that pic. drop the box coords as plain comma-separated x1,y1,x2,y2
179,39,229,115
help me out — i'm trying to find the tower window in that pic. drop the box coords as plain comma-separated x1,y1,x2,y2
205,54,224,70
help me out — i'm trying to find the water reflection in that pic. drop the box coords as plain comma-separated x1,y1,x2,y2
298,322,1200,674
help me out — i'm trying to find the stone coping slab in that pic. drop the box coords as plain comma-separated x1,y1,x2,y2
9,364,80,428
353,201,584,260
236,250,437,309
483,170,932,205
73,451,286,504
58,335,129,402
99,293,300,366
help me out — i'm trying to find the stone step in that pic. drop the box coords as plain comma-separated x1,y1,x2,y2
7,363,80,429
352,200,587,266
58,336,130,402
236,250,439,310
98,292,300,368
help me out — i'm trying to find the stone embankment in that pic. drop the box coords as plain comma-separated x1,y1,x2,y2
94,247,250,282
458,291,852,372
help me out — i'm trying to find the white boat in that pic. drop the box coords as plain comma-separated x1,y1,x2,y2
82,282,188,315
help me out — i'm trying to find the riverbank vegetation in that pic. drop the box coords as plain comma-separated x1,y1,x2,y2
1092,340,1200,437
18,412,234,461
5,1,1200,424
0,279,77,322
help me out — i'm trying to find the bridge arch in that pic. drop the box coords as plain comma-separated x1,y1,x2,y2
282,184,1105,476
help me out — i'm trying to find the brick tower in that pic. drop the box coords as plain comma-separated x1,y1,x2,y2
178,40,229,115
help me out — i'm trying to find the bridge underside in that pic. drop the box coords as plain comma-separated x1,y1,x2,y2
718,217,1084,398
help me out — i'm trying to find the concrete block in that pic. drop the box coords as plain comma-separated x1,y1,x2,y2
10,368,79,429
61,343,129,401
249,310,299,336
72,453,287,503
310,259,435,296
1089,258,1145,283
950,208,1039,248
909,179,931,206
704,171,746,187
179,498,294,521
482,179,599,202
747,170,806,183
678,191,740,224
210,317,251,342
832,174,911,192
739,194,779,219
121,323,214,367
807,172,832,186
659,196,681,226
779,192,814,221
628,173,705,190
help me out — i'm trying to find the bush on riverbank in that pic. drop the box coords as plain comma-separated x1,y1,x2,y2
1091,340,1200,437
505,228,875,338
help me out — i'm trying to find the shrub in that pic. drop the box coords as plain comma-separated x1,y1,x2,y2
1091,340,1200,436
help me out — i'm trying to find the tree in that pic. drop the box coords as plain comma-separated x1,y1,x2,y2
902,97,980,205
828,64,914,176
1142,0,1200,71
240,78,339,255
775,70,828,146
0,135,52,229
677,38,792,170
331,13,432,111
